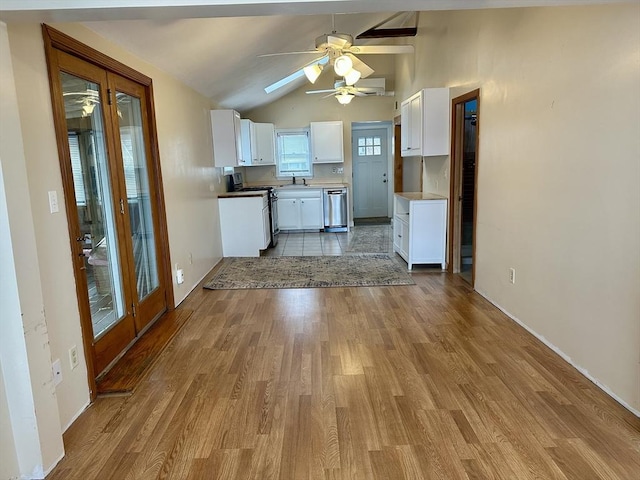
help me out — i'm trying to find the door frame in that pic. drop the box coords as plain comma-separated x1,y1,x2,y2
448,89,480,286
43,25,174,400
351,121,393,219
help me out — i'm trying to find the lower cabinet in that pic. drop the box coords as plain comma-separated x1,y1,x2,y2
393,193,447,270
219,194,270,257
277,189,323,230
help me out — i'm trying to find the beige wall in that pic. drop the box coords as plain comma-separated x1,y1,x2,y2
6,22,224,434
395,4,640,411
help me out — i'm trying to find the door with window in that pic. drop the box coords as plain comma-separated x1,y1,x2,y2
352,128,389,218
47,40,169,381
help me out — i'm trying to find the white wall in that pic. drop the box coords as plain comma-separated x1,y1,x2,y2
0,365,20,480
395,4,640,411
6,20,224,443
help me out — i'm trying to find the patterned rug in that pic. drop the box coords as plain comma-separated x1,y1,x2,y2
345,225,391,253
203,254,414,290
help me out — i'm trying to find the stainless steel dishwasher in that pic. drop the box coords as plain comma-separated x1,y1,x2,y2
323,188,348,232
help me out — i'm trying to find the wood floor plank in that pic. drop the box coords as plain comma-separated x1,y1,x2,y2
48,272,640,479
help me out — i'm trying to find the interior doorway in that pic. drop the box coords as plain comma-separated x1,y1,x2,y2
44,26,173,398
352,123,392,222
449,90,479,285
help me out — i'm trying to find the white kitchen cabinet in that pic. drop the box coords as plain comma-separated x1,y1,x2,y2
300,196,323,229
400,88,449,157
278,197,299,230
218,193,269,256
310,121,344,163
211,109,245,167
241,120,276,166
276,188,323,230
393,193,447,270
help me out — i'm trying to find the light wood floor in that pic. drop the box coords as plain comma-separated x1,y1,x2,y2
48,271,640,479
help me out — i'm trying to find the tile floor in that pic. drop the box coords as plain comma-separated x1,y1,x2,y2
263,226,393,257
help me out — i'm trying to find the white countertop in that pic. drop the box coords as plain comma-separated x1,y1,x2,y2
218,190,268,198
395,192,447,201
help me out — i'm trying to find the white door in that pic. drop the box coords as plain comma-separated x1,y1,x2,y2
352,128,389,218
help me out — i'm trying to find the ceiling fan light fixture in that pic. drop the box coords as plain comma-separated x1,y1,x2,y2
303,63,323,84
333,55,353,77
336,93,354,105
344,68,361,86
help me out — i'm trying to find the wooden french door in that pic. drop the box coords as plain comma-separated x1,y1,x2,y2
45,32,169,385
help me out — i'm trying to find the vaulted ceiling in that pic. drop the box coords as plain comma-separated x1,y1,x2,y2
0,0,624,112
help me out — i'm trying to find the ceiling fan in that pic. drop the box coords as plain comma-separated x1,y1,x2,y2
262,14,414,96
306,78,393,105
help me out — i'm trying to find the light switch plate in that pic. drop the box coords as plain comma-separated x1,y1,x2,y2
48,190,59,213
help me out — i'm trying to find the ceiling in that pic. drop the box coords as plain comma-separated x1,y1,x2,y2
85,12,405,112
0,0,625,113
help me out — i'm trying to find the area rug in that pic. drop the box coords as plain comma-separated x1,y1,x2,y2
345,225,391,253
203,254,414,290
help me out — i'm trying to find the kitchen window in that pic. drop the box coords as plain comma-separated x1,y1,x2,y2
276,129,312,178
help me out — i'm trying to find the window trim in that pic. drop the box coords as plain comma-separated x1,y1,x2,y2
275,128,313,179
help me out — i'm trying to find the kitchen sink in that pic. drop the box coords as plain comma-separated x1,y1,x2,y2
278,183,311,188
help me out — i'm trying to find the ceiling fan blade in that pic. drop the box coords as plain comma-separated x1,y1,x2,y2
264,55,329,94
347,54,374,78
306,89,337,94
258,50,321,58
348,45,414,55
327,34,350,49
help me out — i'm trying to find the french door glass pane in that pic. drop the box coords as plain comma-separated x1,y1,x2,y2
116,92,159,300
61,72,125,339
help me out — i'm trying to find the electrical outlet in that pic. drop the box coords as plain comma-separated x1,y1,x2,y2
52,359,62,386
176,268,184,284
509,267,516,284
69,345,79,369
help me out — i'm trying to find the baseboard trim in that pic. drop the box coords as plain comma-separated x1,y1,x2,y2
475,288,640,418
63,399,90,432
41,450,66,479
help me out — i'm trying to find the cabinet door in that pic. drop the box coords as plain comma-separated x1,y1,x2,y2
240,119,255,165
409,93,423,155
211,109,243,167
400,220,409,258
255,123,275,165
400,100,411,156
393,216,403,251
300,197,323,228
278,198,299,229
311,121,344,163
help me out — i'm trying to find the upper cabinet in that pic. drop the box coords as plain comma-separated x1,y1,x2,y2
400,88,450,157
310,121,344,163
211,109,245,167
241,120,276,166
